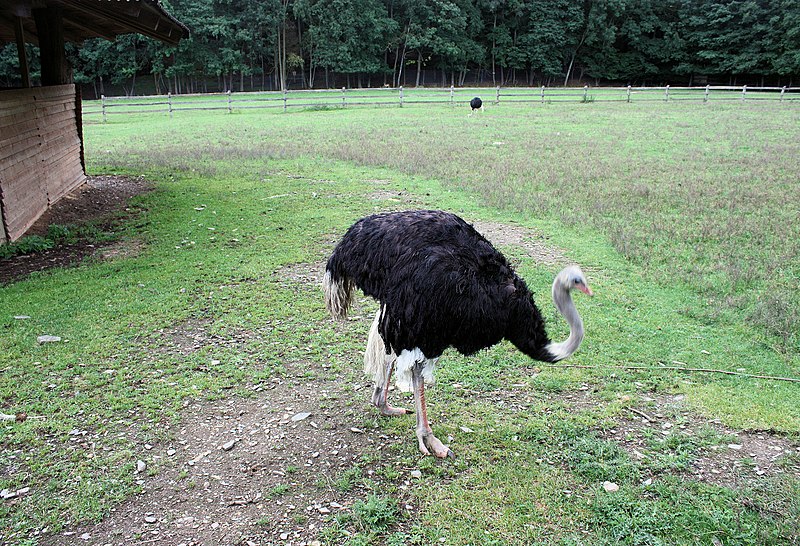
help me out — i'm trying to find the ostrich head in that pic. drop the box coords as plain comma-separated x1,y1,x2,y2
555,265,593,297
546,265,593,361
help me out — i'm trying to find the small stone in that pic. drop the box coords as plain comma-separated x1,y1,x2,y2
37,335,62,344
603,481,620,493
291,412,312,422
318,507,331,514
310,541,322,546
144,516,157,524
728,444,743,450
349,427,363,433
280,532,289,540
459,426,475,433
329,501,343,509
14,316,30,320
16,487,30,496
1,489,16,499
136,460,147,473
80,533,91,540
410,470,422,479
221,439,237,451
211,360,221,366
167,449,177,456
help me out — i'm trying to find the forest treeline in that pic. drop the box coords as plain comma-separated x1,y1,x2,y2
2,0,799,97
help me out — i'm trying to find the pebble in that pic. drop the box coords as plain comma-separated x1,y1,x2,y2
410,470,422,479
291,412,312,422
728,444,743,450
136,460,147,473
144,516,157,524
603,481,620,493
221,439,237,451
167,449,177,456
37,335,62,344
80,533,91,540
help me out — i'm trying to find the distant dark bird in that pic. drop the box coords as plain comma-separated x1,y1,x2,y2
469,96,483,114
323,210,592,458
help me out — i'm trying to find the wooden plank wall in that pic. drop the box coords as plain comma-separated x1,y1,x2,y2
0,84,86,243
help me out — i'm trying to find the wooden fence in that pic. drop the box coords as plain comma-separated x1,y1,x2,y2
82,85,800,120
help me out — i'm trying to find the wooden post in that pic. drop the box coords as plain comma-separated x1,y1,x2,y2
342,87,346,108
541,85,545,103
168,92,173,117
665,85,670,102
101,94,106,123
399,86,404,107
496,86,500,104
13,16,30,88
32,6,69,86
227,90,232,113
583,85,588,102
704,85,710,102
781,86,786,102
283,88,287,112
450,85,454,106
626,85,631,103
741,85,747,101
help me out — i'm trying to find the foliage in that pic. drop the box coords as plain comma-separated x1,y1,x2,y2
6,0,800,94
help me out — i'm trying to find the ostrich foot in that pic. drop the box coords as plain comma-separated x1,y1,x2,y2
372,387,411,416
417,430,455,459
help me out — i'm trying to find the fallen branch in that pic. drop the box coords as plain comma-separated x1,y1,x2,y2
541,364,800,383
626,407,657,422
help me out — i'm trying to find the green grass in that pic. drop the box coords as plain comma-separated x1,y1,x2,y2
2,101,799,544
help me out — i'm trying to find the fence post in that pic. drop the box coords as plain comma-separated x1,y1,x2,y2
342,87,346,108
450,85,454,106
227,90,232,113
781,86,786,102
496,86,500,104
101,94,106,123
626,85,631,103
704,85,710,102
583,85,588,102
665,85,670,102
168,92,173,117
741,85,747,101
399,86,404,107
541,85,545,103
283,88,287,112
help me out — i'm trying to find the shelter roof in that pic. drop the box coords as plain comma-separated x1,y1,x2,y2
0,0,188,45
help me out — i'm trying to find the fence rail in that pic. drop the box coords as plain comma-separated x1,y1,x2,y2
82,85,800,120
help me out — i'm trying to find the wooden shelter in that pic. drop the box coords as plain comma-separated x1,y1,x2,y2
0,1,187,244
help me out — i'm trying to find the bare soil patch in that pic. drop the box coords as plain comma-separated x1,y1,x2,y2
0,175,152,285
45,370,415,546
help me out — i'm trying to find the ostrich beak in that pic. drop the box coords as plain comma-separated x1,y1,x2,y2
578,284,594,297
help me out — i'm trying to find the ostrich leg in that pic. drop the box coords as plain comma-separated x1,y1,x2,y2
412,360,455,458
371,355,411,416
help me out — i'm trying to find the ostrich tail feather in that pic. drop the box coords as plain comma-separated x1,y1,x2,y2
323,270,354,320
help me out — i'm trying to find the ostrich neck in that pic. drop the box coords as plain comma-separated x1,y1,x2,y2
545,283,584,361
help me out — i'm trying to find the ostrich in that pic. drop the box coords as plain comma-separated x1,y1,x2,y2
323,210,592,458
469,96,483,115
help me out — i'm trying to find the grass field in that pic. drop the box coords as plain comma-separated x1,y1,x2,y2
1,101,799,544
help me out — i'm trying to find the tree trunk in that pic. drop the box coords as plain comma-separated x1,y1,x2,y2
415,50,422,87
